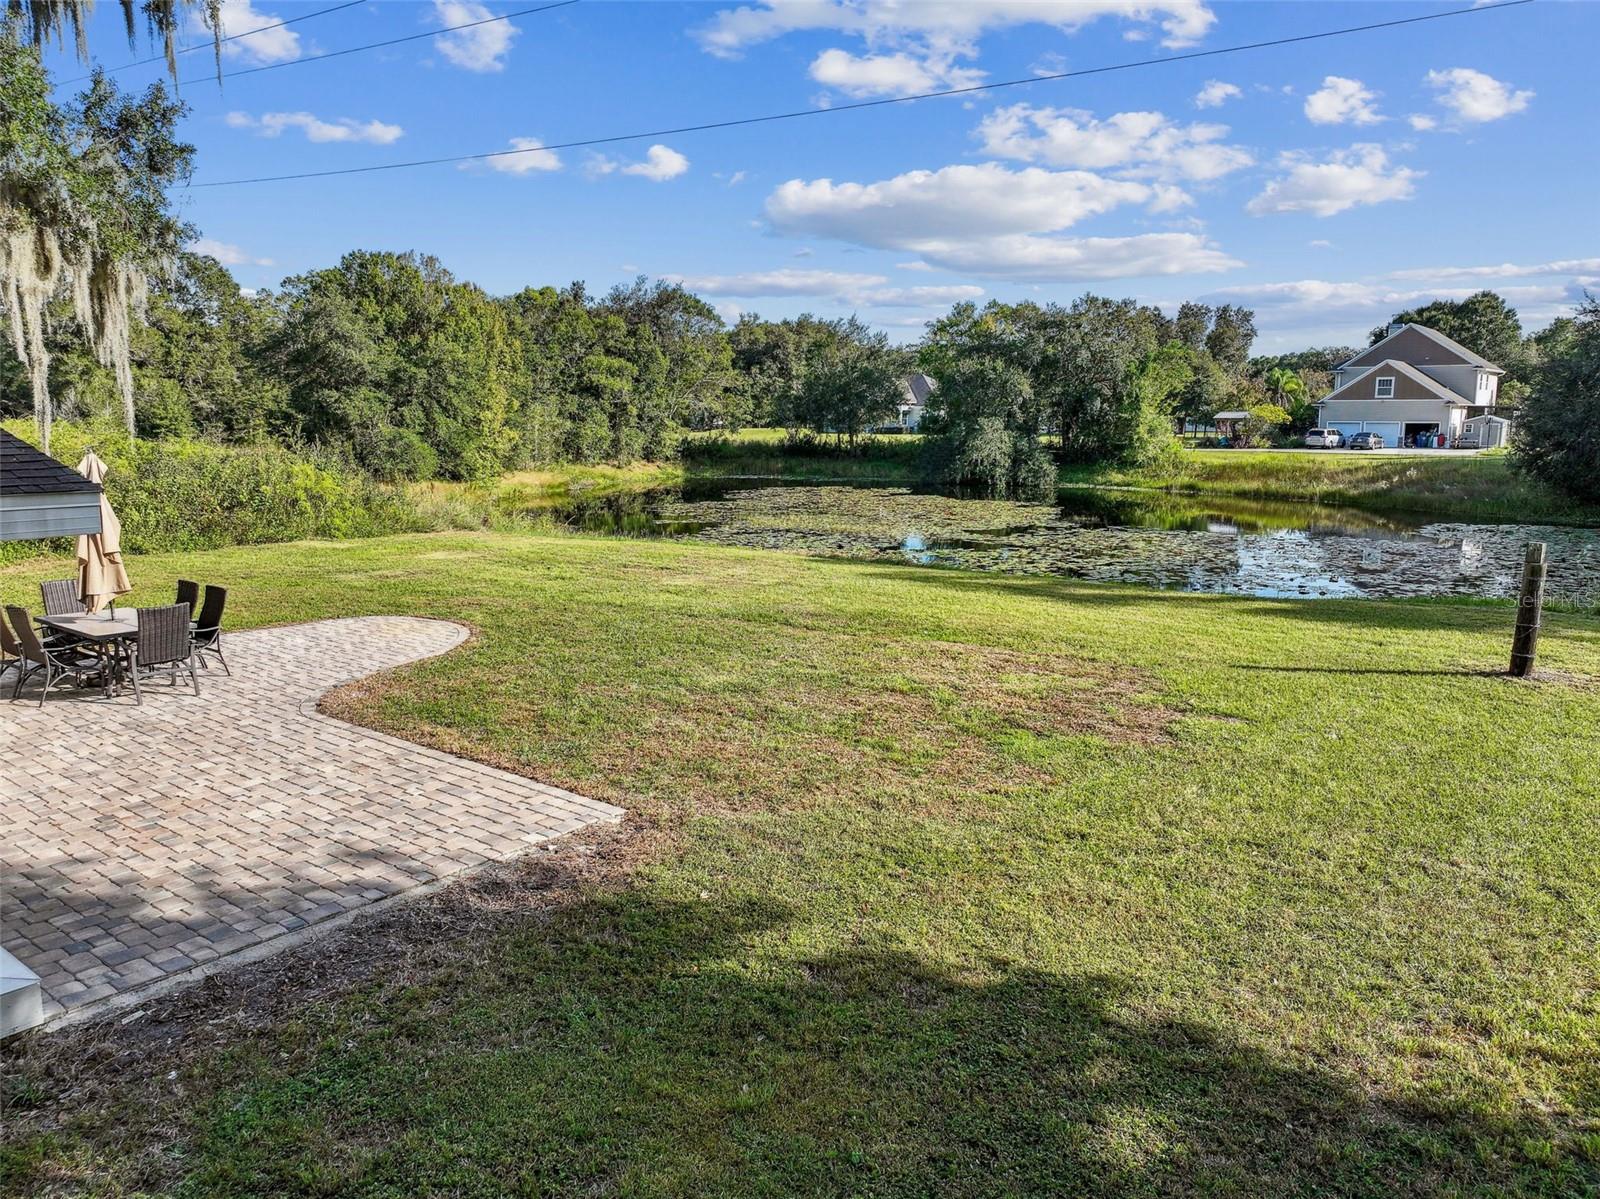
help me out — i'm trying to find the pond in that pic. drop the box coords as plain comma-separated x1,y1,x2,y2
539,480,1600,605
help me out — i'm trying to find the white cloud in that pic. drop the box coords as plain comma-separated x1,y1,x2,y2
1424,68,1532,123
926,233,1239,280
1308,239,1333,249
192,0,300,65
661,268,983,308
622,144,690,181
977,103,1252,183
186,237,273,267
1193,80,1240,109
1303,76,1383,125
1386,258,1600,282
764,161,1239,280
477,136,563,174
897,261,935,272
857,284,986,307
224,110,404,145
433,0,518,73
667,269,888,297
767,163,1150,244
1407,113,1438,132
697,1,1216,56
1208,278,1584,346
1246,145,1420,218
808,47,982,96
589,144,690,181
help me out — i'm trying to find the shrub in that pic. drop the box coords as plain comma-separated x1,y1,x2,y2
0,421,426,564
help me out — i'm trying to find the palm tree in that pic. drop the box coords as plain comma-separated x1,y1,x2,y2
1263,367,1307,406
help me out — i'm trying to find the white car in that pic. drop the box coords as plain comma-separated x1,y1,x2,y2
1304,428,1345,448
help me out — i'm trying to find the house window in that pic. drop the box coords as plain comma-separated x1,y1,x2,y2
1374,376,1395,398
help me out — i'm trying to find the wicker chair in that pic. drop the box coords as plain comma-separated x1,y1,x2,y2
0,613,20,683
6,606,100,706
126,603,199,704
191,585,229,675
40,578,85,616
176,578,200,614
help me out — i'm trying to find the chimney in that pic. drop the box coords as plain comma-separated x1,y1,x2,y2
1387,322,1405,337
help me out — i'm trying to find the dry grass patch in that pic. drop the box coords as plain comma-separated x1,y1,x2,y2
320,629,1181,819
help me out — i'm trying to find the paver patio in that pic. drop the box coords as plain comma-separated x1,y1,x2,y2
0,616,624,1028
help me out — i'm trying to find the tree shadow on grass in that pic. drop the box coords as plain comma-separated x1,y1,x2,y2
10,870,1585,1199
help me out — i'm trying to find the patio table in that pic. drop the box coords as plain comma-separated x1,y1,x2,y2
37,611,136,698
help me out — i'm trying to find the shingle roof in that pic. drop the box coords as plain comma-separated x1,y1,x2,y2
1340,323,1503,372
900,373,937,405
0,430,102,495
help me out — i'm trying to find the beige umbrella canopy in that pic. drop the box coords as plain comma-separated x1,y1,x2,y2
75,452,131,613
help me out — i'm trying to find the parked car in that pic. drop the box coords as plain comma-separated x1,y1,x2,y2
1348,431,1386,450
1304,428,1345,448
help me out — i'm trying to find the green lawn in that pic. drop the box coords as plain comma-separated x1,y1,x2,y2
3,531,1598,1197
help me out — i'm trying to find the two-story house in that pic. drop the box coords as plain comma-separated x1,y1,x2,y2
1317,323,1511,448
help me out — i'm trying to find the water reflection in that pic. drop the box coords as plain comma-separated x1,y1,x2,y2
538,481,1600,605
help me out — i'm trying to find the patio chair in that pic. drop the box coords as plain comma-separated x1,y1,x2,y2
176,578,200,614
126,603,199,704
0,614,19,683
40,578,86,616
191,585,229,675
5,606,100,706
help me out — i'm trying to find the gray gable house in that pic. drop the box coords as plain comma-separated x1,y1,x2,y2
1317,324,1511,448
881,372,936,432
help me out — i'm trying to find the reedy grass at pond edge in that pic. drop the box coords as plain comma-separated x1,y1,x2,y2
2,531,1597,1197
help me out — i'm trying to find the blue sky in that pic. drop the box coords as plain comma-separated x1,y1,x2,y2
42,0,1600,352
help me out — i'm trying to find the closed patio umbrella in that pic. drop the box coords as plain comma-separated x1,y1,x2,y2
74,451,131,613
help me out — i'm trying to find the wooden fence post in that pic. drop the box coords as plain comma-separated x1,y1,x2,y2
1509,542,1548,678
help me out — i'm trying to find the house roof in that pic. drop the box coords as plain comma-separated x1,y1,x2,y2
1213,410,1252,421
1340,323,1504,373
0,430,101,495
900,373,937,405
1319,360,1470,407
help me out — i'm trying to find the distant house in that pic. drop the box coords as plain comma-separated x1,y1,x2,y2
1317,323,1509,448
878,373,936,433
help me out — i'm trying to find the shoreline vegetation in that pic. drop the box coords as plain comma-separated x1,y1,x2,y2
5,423,1595,571
680,431,1600,527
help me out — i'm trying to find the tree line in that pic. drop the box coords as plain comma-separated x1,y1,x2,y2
3,26,1595,503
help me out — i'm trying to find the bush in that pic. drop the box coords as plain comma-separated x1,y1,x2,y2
0,421,426,564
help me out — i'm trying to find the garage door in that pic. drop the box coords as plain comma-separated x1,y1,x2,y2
1362,422,1403,443
1327,422,1363,439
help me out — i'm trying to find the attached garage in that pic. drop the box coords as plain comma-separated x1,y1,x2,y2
1326,419,1404,444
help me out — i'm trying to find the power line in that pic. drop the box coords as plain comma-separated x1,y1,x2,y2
62,1,365,83
189,0,1533,189
179,0,580,86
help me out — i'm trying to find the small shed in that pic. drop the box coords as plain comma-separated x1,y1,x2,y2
1213,410,1252,439
1461,413,1511,449
0,429,102,541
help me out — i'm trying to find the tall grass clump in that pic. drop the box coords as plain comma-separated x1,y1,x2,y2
0,421,426,564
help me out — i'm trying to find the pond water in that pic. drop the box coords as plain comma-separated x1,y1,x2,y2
542,480,1600,605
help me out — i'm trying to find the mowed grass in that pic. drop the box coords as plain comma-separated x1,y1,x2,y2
1060,450,1600,526
3,531,1600,1197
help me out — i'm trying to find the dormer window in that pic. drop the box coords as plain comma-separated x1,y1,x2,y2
1374,376,1395,398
